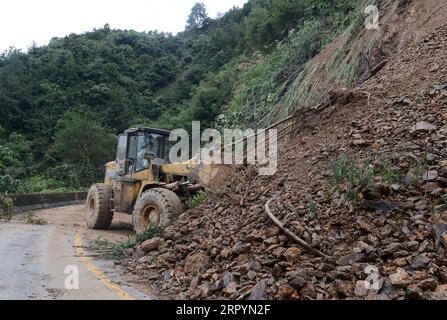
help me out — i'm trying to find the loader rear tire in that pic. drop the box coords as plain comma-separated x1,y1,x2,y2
133,188,183,235
85,183,113,229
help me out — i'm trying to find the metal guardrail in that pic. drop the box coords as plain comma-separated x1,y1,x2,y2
8,191,87,213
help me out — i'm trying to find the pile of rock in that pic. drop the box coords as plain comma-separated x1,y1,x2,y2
120,24,447,300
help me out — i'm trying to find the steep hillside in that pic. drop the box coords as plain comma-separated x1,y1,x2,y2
121,0,447,300
0,0,363,194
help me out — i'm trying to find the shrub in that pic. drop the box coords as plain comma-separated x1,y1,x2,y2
0,175,23,194
0,195,14,220
112,223,162,258
188,191,207,209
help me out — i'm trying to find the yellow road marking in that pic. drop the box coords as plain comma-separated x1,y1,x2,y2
74,232,135,300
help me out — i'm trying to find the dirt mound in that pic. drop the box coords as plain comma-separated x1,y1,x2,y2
120,2,447,300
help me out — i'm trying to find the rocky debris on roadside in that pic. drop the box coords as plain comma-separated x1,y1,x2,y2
139,237,163,252
118,19,447,300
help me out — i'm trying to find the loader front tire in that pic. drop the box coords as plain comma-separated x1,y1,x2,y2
133,188,183,235
85,183,113,229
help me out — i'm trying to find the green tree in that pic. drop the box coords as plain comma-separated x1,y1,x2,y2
54,112,117,186
0,133,32,179
244,5,275,50
186,2,209,30
0,130,33,194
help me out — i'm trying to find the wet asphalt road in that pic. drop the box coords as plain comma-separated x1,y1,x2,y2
0,222,148,300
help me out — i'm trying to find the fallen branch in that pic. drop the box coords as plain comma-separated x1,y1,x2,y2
357,60,388,84
264,198,330,260
412,141,447,158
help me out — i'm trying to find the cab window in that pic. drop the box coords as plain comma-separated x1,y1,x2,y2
148,133,169,163
135,134,150,172
116,135,127,162
126,132,170,173
127,135,138,173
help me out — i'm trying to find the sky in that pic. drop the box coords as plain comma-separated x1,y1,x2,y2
0,0,248,52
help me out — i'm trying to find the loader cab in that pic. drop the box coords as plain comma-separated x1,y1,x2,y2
116,127,171,177
87,126,185,230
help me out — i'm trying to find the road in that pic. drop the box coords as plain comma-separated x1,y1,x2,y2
0,205,153,300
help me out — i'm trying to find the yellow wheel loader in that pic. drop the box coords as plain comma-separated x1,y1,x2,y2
85,127,202,234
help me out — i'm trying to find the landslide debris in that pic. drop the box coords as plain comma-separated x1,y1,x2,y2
119,2,447,300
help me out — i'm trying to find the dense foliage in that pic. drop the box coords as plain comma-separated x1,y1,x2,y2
0,0,363,193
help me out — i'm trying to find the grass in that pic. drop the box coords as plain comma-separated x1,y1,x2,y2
217,2,366,129
112,223,162,259
25,212,46,225
308,200,319,217
281,1,370,119
327,154,409,206
92,237,111,248
409,159,425,181
188,191,207,210
328,152,432,208
227,0,402,130
373,160,403,185
329,156,373,189
429,201,439,215
112,239,138,258
328,156,373,206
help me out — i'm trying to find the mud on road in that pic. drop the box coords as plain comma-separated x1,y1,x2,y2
0,205,153,300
